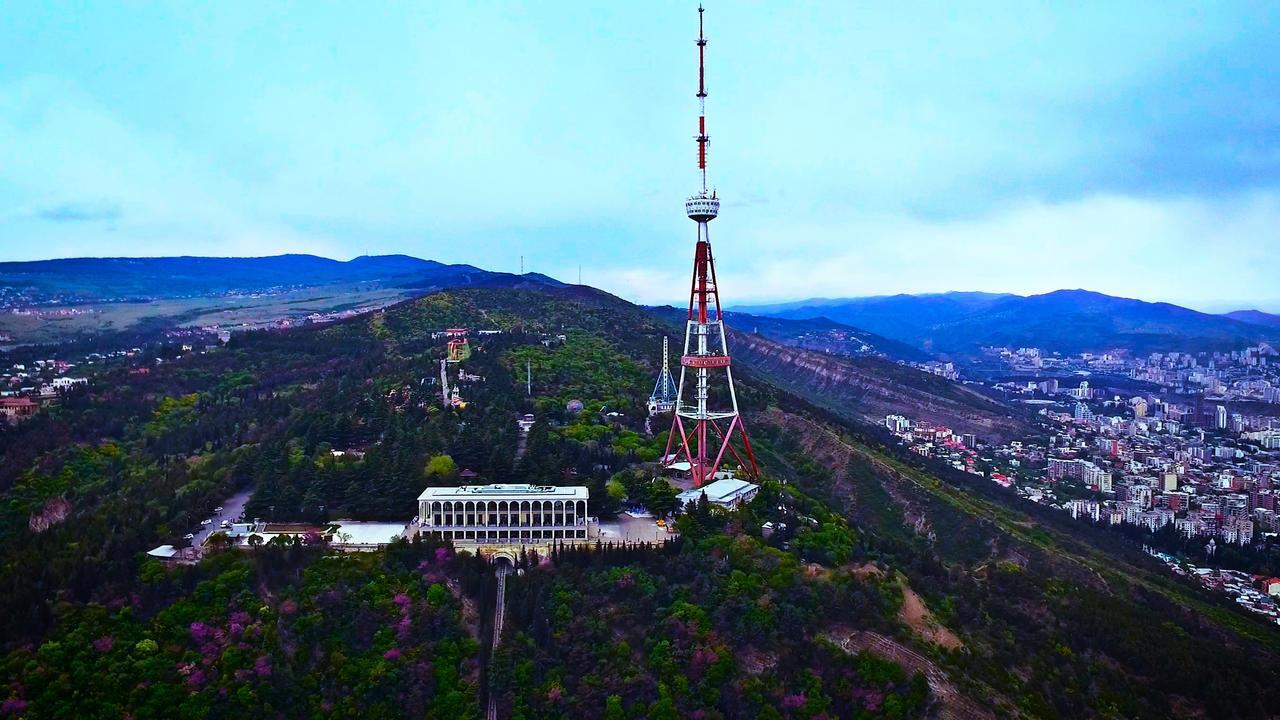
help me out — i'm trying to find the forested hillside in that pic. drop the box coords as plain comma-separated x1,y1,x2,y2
2,285,1279,718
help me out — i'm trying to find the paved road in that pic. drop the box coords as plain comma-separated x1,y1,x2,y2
440,359,450,407
486,562,511,720
192,488,252,552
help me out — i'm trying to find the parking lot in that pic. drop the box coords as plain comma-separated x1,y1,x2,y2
191,488,252,552
595,512,676,544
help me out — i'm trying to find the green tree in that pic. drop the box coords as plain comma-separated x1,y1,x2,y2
645,480,678,519
205,531,233,552
604,695,625,720
424,454,458,482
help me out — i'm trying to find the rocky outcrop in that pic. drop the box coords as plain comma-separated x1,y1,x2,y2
731,330,1028,443
29,497,71,533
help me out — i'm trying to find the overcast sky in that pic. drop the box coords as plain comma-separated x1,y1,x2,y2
2,2,1279,311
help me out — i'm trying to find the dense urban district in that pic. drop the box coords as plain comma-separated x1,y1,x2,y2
881,341,1280,623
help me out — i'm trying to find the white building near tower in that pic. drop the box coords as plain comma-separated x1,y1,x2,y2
417,484,591,546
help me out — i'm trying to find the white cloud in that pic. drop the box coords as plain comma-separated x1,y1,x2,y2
590,190,1280,312
0,75,350,260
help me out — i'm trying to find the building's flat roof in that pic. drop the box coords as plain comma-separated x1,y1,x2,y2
331,520,407,546
677,477,758,504
147,544,178,558
418,483,589,501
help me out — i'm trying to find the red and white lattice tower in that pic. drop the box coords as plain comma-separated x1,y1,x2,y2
662,5,760,487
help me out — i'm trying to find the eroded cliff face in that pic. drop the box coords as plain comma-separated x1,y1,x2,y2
730,330,1027,443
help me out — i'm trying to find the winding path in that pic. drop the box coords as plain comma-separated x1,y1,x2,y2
831,630,993,720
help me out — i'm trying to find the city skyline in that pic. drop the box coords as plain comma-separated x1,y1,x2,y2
2,2,1279,311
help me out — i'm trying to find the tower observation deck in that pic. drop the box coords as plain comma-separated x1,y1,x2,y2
662,5,759,487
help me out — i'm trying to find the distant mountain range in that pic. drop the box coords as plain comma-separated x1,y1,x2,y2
0,254,562,303
6,255,1279,356
735,289,1280,355
1223,309,1280,329
0,254,566,348
648,306,930,362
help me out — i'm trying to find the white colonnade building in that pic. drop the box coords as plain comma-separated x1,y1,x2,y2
417,483,591,545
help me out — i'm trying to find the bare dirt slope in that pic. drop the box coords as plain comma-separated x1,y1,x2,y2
733,330,1028,443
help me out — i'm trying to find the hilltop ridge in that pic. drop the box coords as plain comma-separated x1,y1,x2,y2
736,289,1279,354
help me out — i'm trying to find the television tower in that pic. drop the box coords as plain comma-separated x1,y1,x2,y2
662,5,759,486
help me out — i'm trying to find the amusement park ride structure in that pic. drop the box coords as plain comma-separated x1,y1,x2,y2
661,6,760,487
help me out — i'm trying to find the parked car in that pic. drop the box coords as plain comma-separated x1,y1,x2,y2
214,506,224,513
220,520,231,529
183,533,195,540
200,518,212,526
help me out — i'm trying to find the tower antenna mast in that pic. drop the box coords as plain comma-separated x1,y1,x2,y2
696,4,709,193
